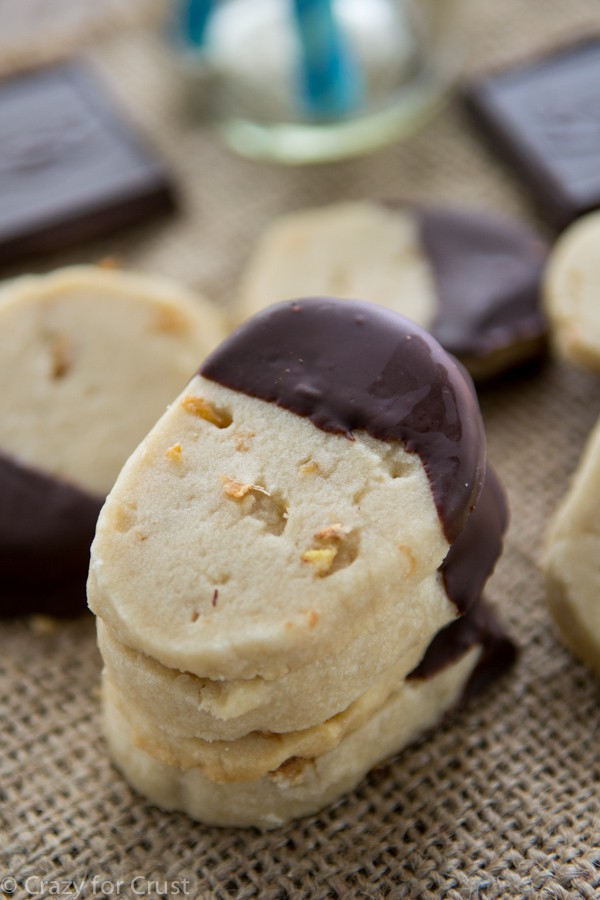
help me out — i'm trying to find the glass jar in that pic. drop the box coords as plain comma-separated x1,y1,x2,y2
175,0,462,164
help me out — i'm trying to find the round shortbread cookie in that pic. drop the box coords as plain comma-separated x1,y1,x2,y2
0,265,226,617
97,613,432,740
103,641,427,782
102,597,516,784
96,466,508,739
88,299,490,683
544,210,600,373
102,645,481,829
90,379,456,680
235,201,548,380
0,265,225,493
543,415,600,675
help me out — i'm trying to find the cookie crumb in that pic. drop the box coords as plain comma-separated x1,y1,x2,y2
166,442,183,462
302,547,338,575
182,395,231,428
49,333,71,378
272,756,309,785
307,609,320,628
397,544,416,577
299,460,320,475
234,431,256,452
113,503,137,534
314,523,350,542
221,476,270,500
151,306,188,334
190,609,200,623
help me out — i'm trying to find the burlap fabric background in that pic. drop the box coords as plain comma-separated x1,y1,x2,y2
1,1,599,897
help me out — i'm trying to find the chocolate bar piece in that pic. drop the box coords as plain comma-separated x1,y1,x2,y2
0,61,175,266
464,37,600,230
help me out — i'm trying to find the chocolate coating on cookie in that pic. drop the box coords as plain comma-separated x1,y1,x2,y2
408,599,516,698
202,298,485,542
0,453,103,617
410,466,510,676
417,207,548,364
441,466,508,614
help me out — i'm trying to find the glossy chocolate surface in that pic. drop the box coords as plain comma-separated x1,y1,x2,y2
464,37,600,229
202,298,485,542
0,61,175,268
419,207,548,361
408,599,517,698
441,465,508,614
0,453,103,617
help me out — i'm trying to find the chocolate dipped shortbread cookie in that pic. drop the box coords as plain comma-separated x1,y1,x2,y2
235,201,548,380
89,298,515,827
0,265,225,617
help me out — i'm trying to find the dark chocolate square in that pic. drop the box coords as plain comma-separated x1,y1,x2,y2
0,61,176,266
464,37,600,230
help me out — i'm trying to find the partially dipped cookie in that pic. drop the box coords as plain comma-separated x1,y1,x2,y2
235,201,548,381
89,298,515,827
0,265,225,617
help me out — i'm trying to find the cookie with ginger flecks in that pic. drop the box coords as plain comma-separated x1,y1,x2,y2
89,297,515,827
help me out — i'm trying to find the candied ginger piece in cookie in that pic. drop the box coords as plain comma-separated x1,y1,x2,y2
544,210,600,373
543,415,600,675
89,298,514,827
0,265,226,617
235,201,548,380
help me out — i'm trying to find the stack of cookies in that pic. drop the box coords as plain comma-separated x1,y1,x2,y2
88,298,515,828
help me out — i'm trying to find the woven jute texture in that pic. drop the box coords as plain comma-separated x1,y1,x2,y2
0,0,159,77
1,1,600,897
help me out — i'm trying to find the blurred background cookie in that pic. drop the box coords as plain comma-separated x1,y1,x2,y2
543,415,600,676
235,201,549,381
544,210,600,373
0,264,225,618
